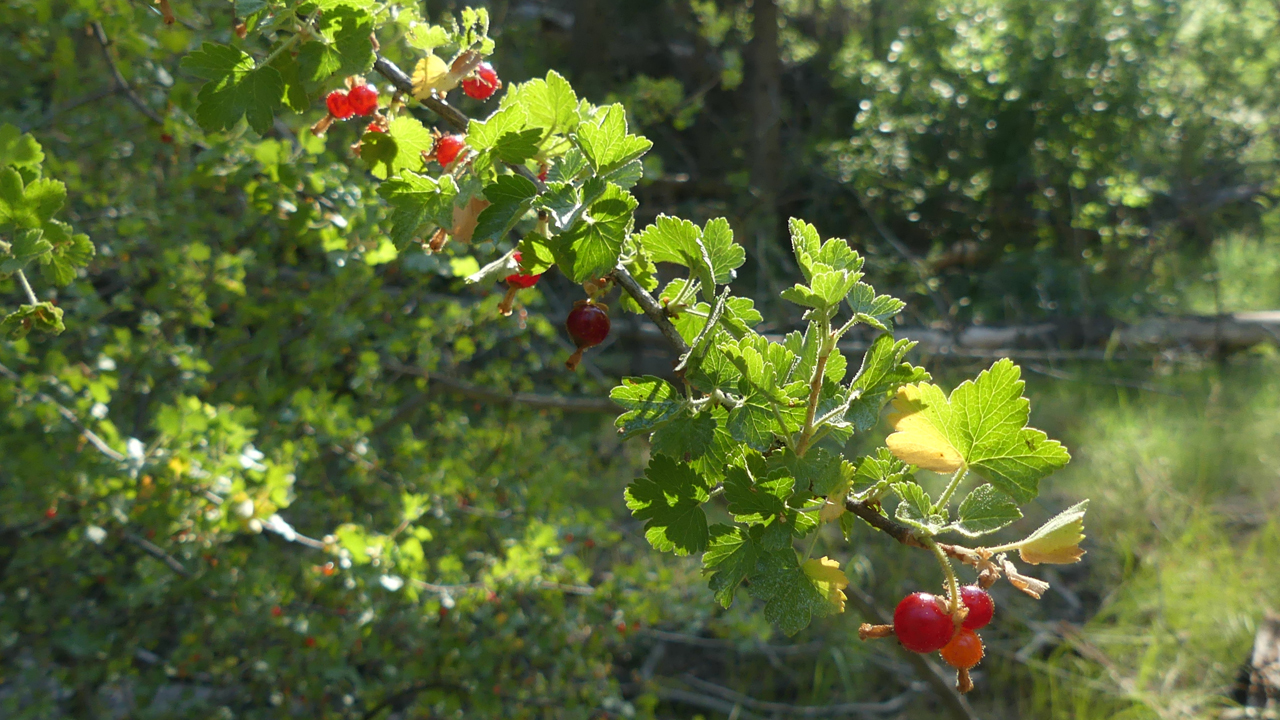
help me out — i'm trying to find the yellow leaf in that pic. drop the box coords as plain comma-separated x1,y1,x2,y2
819,480,850,523
411,55,456,99
885,384,964,472
1017,500,1088,565
802,556,849,613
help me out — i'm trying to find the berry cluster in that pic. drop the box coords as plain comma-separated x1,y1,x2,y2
312,81,381,136
888,584,993,692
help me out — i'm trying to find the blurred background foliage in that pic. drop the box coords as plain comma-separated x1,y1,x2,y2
1,0,1278,718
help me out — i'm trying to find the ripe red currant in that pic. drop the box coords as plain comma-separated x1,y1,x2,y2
505,251,542,289
347,84,378,116
565,301,611,370
271,605,283,617
434,134,467,167
326,90,355,120
365,122,384,134
959,585,994,630
44,507,57,519
462,62,501,100
893,592,955,653
940,628,984,669
304,636,316,648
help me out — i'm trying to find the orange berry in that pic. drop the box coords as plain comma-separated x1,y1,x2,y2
939,628,984,670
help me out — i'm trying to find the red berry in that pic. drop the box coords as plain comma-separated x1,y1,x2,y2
321,561,335,577
566,302,610,349
893,592,955,653
44,507,57,519
271,605,282,617
959,585,994,630
326,91,355,120
348,84,378,116
434,134,467,167
940,628,984,669
505,251,541,289
304,636,316,648
159,133,174,144
615,622,627,633
537,167,548,182
365,122,384,134
462,62,501,100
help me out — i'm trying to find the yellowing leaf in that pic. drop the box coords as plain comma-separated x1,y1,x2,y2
819,476,851,523
802,556,849,613
1017,500,1088,565
885,384,964,473
883,360,1070,503
411,55,456,99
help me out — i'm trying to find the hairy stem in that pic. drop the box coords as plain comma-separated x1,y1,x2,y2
935,467,968,509
15,270,38,305
923,536,960,613
794,320,833,456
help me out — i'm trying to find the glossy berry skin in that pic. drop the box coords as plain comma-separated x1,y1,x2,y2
940,628,984,669
347,84,378,116
893,592,955,653
505,251,541,289
462,62,501,100
959,585,994,630
44,507,57,519
326,91,355,119
566,303,610,348
434,134,466,167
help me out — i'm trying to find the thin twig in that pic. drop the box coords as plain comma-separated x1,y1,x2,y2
0,360,126,462
673,673,917,717
22,87,120,132
123,530,192,577
612,263,689,355
90,21,166,126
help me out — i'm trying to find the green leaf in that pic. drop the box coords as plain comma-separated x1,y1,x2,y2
634,215,715,298
846,282,906,331
467,105,529,152
703,525,758,608
846,333,930,432
516,232,556,275
181,43,283,134
550,183,637,282
777,448,848,497
726,396,780,452
472,174,539,244
851,448,910,496
0,169,66,230
364,116,435,180
624,454,711,556
749,549,836,636
892,481,945,535
574,103,653,176
723,464,793,524
38,222,94,287
504,70,579,135
951,484,1022,537
788,217,821,282
601,160,643,190
1,228,51,273
611,376,686,438
377,172,458,247
651,411,718,462
0,124,44,169
547,148,588,183
492,128,541,164
2,302,64,339
885,359,1071,503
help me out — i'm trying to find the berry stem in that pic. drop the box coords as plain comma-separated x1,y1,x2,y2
935,466,969,509
15,269,38,305
923,535,961,616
